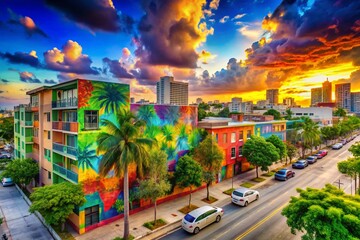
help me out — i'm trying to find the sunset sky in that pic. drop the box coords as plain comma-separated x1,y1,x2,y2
0,0,359,109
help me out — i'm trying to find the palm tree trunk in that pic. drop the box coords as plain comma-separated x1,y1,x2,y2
123,166,130,240
256,166,259,178
154,199,157,224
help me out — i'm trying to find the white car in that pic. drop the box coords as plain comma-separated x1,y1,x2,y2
231,188,260,206
182,205,223,234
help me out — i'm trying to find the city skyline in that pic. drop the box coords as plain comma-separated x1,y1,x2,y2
0,0,360,109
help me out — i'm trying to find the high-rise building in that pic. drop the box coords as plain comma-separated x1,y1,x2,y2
322,78,332,102
229,97,242,112
351,92,360,113
266,89,279,105
156,76,188,105
335,83,351,111
283,97,295,107
311,87,322,106
256,100,269,109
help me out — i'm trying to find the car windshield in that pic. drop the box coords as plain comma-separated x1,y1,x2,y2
184,214,195,223
277,170,286,174
307,157,313,159
233,191,244,197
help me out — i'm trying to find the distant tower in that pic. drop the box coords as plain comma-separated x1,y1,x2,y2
322,78,332,102
156,76,188,105
311,87,322,106
335,83,351,112
266,89,279,106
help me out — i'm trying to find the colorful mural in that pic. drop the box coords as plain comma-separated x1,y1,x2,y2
75,81,201,233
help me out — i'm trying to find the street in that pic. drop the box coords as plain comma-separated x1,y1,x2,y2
160,139,357,240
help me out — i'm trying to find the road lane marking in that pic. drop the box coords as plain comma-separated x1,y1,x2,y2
235,203,288,240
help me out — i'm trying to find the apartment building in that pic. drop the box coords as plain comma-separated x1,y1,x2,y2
156,76,188,105
322,79,332,102
311,87,322,106
335,83,351,112
266,89,279,105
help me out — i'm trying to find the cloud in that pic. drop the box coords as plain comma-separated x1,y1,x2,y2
19,71,41,83
0,51,41,67
44,79,57,84
44,40,99,74
7,9,48,38
238,25,263,40
282,88,308,94
209,0,220,10
135,0,213,68
102,57,134,79
232,14,246,21
219,16,229,23
198,50,216,64
45,0,134,33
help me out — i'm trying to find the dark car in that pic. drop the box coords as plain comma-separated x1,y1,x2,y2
292,159,308,169
341,139,347,145
275,169,295,181
306,156,317,164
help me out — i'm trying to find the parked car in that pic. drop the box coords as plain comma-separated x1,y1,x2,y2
306,156,317,164
231,188,260,206
314,153,323,159
292,159,308,169
318,150,328,157
341,139,347,145
0,153,11,159
274,169,295,181
182,205,224,234
1,177,14,187
332,143,343,150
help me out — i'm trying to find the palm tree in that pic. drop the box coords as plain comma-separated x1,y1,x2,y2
78,142,98,172
297,118,320,157
284,109,293,120
91,83,128,114
96,109,153,239
161,125,174,143
176,125,189,151
136,105,157,125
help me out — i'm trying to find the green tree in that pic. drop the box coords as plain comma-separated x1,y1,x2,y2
282,184,360,240
0,117,14,141
285,141,297,164
297,118,321,157
266,135,287,162
194,135,224,200
90,83,128,114
338,158,359,194
174,155,203,208
321,126,336,146
284,109,293,120
218,107,230,117
198,108,207,121
242,135,279,178
1,158,38,189
349,142,360,157
263,109,281,120
138,150,170,224
29,182,85,231
333,107,347,117
96,110,154,240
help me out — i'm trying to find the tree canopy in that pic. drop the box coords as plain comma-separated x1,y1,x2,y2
174,155,203,208
194,135,224,200
333,107,347,117
266,135,287,160
263,109,281,120
285,141,297,164
282,184,360,240
0,117,14,141
29,182,85,231
242,135,279,178
1,158,38,188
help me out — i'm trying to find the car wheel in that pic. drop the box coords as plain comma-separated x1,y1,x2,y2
292,173,295,178
244,201,248,207
285,176,288,181
194,227,200,234
216,215,221,223
256,195,259,200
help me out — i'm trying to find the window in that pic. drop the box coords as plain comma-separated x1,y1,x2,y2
85,205,99,227
231,132,236,143
231,147,236,158
295,113,302,116
45,112,50,122
22,141,24,149
44,149,51,161
21,112,24,121
84,110,99,129
48,171,51,179
239,131,243,141
309,113,314,116
303,113,308,116
47,131,51,139
239,146,243,156
246,130,251,139
21,127,24,135
34,112,39,121
215,133,218,142
223,133,227,143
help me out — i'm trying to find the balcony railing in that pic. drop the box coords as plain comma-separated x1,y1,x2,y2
33,136,39,144
84,122,98,130
52,121,78,132
52,98,78,109
25,136,33,143
53,143,77,159
53,163,78,183
25,121,33,126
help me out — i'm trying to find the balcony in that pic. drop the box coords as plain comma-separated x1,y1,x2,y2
53,163,78,183
52,98,78,109
53,143,77,160
31,102,39,112
25,121,33,127
33,136,39,144
25,136,33,143
52,121,78,133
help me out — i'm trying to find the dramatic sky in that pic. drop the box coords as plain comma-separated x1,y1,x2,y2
0,0,360,109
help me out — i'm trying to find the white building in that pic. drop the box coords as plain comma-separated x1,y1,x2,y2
229,97,242,112
156,76,188,105
256,100,269,109
241,101,253,114
290,107,333,126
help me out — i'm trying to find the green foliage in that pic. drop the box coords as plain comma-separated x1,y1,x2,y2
266,135,287,160
242,135,279,178
284,109,293,120
114,199,124,213
217,107,230,118
297,118,321,157
263,109,281,120
285,141,297,163
321,126,340,144
1,158,38,188
29,182,85,230
333,108,347,117
349,142,360,157
240,182,255,188
143,219,166,230
223,188,235,195
338,158,360,179
78,142,97,171
282,184,360,240
0,117,14,140
90,83,128,114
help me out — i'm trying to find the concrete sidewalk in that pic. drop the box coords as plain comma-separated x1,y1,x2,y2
73,162,287,240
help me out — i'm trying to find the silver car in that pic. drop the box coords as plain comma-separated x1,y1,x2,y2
182,205,223,234
231,188,260,206
1,177,14,187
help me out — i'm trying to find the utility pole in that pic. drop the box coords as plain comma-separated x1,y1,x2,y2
334,179,344,189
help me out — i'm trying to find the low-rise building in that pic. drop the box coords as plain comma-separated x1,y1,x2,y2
290,107,333,126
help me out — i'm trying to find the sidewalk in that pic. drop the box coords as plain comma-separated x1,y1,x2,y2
73,161,287,240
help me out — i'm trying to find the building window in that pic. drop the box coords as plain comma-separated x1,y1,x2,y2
215,133,218,142
223,133,227,143
45,112,50,122
231,147,236,158
34,113,39,121
48,171,51,179
48,131,51,139
239,146,243,156
281,125,285,131
246,130,251,139
84,111,99,130
21,112,24,121
239,131,243,141
85,205,99,227
231,132,236,143
295,113,302,116
309,113,314,116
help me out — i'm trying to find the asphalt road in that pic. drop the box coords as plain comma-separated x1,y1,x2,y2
160,138,357,240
